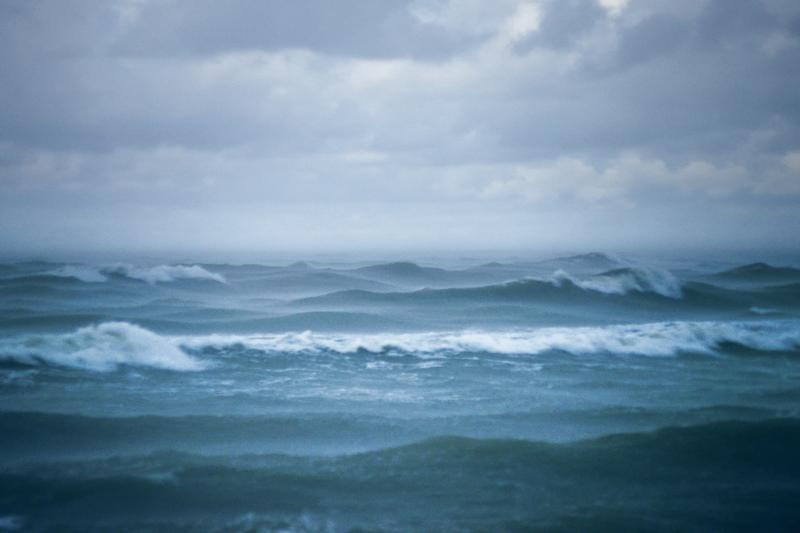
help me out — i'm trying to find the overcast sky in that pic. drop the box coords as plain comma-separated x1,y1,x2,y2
1,0,799,258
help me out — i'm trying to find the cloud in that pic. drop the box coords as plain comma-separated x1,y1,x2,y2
112,0,483,60
597,0,630,16
0,0,798,254
435,153,796,205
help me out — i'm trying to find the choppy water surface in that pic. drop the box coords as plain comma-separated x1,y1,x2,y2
1,254,800,531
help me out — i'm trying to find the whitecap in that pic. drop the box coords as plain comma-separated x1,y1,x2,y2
552,267,683,298
48,265,108,282
179,320,800,358
0,322,204,372
47,263,226,284
102,264,226,284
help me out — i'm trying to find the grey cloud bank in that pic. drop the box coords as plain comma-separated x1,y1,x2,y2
1,0,799,256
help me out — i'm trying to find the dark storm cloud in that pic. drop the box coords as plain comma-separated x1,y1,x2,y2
0,0,481,151
490,0,800,163
1,0,797,157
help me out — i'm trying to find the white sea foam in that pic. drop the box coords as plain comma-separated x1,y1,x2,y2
49,264,225,284
4,321,797,373
48,265,108,282
103,264,226,284
551,267,683,298
0,322,204,372
181,321,800,358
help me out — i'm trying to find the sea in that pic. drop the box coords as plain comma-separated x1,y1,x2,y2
1,252,799,532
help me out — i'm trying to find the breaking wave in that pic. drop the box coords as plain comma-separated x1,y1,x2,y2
4,320,798,373
106,264,226,284
552,267,683,298
47,265,108,283
0,322,203,372
49,264,226,284
182,320,800,358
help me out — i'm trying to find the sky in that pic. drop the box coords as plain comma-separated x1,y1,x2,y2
1,0,799,259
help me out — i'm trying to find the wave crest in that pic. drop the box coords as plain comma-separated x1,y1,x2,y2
105,264,226,284
552,267,683,298
48,265,108,283
182,321,800,358
49,264,226,284
4,320,797,373
0,322,204,372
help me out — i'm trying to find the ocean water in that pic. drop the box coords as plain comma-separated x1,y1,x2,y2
1,254,800,532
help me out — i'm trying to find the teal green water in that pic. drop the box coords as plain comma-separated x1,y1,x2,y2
1,255,799,531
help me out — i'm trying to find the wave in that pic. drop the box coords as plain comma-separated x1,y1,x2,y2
296,270,703,313
0,322,203,372
3,319,798,373
552,267,683,298
48,264,226,284
0,313,110,333
47,265,108,283
181,320,800,357
532,251,625,272
347,261,505,289
713,262,800,281
0,411,432,461
2,419,798,532
352,261,448,282
0,406,786,462
108,264,227,284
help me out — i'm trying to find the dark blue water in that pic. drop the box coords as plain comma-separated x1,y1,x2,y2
1,254,800,531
